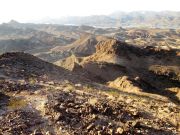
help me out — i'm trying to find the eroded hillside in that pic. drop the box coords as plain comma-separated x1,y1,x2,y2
0,22,179,135
0,22,179,63
0,50,179,135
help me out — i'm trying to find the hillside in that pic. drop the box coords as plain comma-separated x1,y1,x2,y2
58,39,180,103
51,34,111,58
0,52,71,82
0,52,179,134
0,22,179,63
0,20,180,134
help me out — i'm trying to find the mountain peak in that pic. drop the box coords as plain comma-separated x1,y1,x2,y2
96,39,123,54
8,20,20,24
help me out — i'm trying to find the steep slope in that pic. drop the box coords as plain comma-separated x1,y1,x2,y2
0,52,70,83
84,39,179,67
51,34,111,58
76,39,180,102
54,54,81,70
0,52,96,93
0,38,48,54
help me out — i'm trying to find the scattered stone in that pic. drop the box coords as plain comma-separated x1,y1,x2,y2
75,83,82,87
87,123,95,130
116,127,124,134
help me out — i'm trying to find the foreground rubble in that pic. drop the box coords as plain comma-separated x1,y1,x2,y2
45,91,179,135
0,80,179,135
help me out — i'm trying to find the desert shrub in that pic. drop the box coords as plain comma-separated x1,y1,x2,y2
106,89,119,96
28,77,37,85
8,97,27,110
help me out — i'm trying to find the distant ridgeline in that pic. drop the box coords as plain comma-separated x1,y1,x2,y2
38,11,180,28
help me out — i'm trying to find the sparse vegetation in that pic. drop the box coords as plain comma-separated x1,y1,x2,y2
28,77,37,85
0,19,179,134
105,89,120,96
88,98,98,105
8,97,27,110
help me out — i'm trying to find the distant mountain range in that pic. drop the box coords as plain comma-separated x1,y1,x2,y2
36,11,180,28
0,20,179,62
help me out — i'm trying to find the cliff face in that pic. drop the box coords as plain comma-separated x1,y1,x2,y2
76,39,180,102
95,39,179,58
96,39,121,55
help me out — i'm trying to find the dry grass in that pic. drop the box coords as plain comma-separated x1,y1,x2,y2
8,97,27,110
88,98,98,105
106,89,119,96
29,77,37,85
64,84,75,92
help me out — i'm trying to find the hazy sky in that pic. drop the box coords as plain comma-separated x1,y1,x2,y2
0,0,179,22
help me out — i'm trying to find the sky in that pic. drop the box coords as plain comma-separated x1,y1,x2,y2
0,0,179,23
